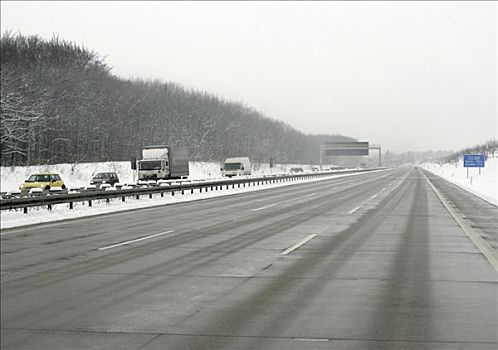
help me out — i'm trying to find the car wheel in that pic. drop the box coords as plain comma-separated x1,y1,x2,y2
44,186,50,191
62,185,66,189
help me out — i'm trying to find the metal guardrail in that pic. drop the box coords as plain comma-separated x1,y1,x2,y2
0,169,383,213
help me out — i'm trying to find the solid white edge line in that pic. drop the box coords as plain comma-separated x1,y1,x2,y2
281,234,317,255
423,172,498,272
348,206,361,214
98,230,174,251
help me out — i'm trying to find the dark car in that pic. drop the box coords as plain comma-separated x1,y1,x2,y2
90,172,119,187
289,167,304,173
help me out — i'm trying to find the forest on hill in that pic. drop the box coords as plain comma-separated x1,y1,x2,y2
444,140,498,162
0,32,355,166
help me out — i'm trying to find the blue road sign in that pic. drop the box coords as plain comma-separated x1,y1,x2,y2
463,154,485,167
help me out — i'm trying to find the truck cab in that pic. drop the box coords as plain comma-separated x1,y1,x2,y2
221,157,251,177
135,145,189,180
138,159,170,179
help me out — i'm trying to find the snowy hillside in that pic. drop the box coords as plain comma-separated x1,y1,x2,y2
421,156,497,205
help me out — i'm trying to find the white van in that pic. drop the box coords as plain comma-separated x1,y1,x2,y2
221,157,251,177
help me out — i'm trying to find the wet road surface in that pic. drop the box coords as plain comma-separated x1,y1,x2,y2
1,167,497,349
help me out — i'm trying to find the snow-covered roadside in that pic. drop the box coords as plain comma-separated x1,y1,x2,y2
0,170,377,231
421,156,497,206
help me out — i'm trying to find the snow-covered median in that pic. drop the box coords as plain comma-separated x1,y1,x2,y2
0,161,315,193
421,156,497,206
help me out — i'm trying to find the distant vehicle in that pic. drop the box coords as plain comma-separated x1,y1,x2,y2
289,167,304,173
311,167,319,172
90,172,120,187
133,145,189,180
19,173,66,192
329,166,345,170
221,157,251,177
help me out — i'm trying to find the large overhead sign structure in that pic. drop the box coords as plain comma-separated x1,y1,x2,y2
323,142,370,156
320,141,382,168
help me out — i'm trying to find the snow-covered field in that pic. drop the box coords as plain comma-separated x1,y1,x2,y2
421,156,497,206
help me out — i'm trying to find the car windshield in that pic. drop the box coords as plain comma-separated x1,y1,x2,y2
27,175,50,182
139,161,162,170
94,173,110,179
224,162,242,170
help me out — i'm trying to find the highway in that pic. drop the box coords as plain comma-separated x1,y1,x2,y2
1,167,497,350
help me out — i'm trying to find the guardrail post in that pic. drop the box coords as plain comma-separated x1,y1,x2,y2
23,207,27,214
226,185,229,190
160,192,164,198
149,193,153,199
88,200,92,207
200,187,202,193
122,196,126,202
238,183,240,188
232,184,235,189
136,194,140,200
47,204,52,211
191,188,194,194
181,189,184,195
69,202,73,210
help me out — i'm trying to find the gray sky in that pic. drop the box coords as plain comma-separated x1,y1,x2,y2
1,1,496,152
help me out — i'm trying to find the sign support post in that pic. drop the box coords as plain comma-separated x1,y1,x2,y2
369,144,381,167
319,144,323,171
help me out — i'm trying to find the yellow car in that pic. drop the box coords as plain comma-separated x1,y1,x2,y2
19,173,66,192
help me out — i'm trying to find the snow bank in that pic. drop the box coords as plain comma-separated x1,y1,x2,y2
421,156,497,206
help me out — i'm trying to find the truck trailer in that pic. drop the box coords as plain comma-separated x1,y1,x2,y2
135,145,189,180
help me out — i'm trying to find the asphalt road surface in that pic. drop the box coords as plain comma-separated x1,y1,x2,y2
1,167,497,350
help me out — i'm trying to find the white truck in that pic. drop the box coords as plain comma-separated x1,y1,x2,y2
221,157,251,177
133,145,189,180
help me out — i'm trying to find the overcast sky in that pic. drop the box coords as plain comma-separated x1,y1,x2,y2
1,1,496,152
